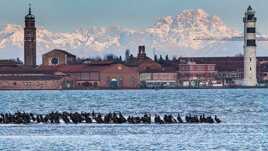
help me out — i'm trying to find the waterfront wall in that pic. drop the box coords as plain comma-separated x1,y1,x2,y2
0,80,63,90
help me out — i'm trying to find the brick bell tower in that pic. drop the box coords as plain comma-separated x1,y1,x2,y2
243,5,257,86
24,4,36,66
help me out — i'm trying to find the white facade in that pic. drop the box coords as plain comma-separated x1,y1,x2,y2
243,6,257,86
139,72,178,88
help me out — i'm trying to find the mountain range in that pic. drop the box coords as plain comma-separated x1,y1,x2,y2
0,9,268,63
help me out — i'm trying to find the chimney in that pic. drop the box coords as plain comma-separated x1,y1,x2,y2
137,45,146,59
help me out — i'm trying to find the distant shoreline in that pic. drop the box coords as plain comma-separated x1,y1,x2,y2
0,86,267,91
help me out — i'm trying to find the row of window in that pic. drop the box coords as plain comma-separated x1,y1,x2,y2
70,72,100,81
25,23,35,27
179,66,215,71
217,73,242,78
178,73,216,78
25,37,34,41
77,82,98,87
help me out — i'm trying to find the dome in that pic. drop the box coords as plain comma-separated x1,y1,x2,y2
25,14,35,19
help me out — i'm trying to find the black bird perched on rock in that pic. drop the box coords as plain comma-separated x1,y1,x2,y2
214,115,221,123
0,111,222,125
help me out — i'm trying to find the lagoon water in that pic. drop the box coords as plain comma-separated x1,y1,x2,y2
0,89,267,151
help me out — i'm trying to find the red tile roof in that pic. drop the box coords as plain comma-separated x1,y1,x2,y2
42,49,76,57
55,64,108,73
0,66,55,74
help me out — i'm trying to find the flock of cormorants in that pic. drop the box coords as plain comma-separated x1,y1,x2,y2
0,111,222,124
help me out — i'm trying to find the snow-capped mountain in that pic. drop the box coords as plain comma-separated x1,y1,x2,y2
0,9,267,63
145,9,242,53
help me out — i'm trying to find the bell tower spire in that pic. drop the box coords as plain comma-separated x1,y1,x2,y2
28,3,32,15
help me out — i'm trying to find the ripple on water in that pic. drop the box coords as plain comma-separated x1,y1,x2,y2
0,89,267,151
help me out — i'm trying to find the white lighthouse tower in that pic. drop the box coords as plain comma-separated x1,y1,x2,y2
243,6,257,86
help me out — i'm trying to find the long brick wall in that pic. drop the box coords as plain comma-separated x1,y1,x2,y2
0,80,62,90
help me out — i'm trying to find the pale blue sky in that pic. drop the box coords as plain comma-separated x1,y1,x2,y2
0,0,266,33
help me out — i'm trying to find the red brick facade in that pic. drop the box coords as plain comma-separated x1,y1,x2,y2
178,62,217,81
99,64,139,88
137,59,162,72
53,64,140,89
42,49,76,66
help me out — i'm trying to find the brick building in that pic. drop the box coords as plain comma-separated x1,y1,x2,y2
54,63,139,89
140,71,177,88
177,62,217,87
177,57,268,86
0,66,65,90
178,57,244,86
125,46,162,72
42,49,76,66
55,64,104,89
99,64,139,88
